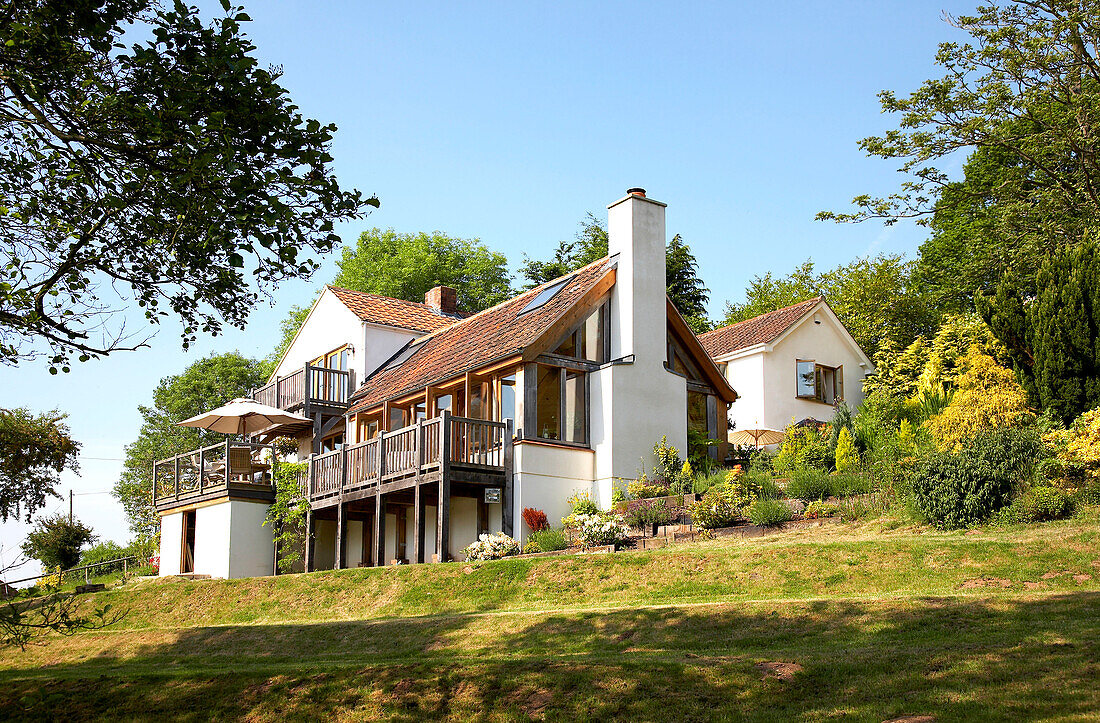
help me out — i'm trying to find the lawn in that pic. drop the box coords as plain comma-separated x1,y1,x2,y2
1,519,1097,721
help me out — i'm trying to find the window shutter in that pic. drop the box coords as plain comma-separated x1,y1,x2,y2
796,360,816,398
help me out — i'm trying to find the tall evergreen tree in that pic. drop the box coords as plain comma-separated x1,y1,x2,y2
977,240,1100,424
665,234,710,332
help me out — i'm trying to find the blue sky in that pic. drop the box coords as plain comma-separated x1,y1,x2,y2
0,0,976,575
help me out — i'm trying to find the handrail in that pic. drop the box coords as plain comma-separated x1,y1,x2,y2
153,441,274,504
251,363,354,412
5,556,138,586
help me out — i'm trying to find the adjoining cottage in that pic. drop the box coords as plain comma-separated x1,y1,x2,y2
698,298,874,439
153,189,737,577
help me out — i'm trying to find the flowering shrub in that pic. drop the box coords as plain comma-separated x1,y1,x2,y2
746,498,792,526
690,485,741,529
148,554,160,571
39,566,62,589
804,501,839,519
462,533,520,561
572,512,629,549
726,469,763,507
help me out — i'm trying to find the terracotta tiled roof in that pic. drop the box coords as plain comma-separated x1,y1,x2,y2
347,258,614,414
326,286,458,333
697,297,822,359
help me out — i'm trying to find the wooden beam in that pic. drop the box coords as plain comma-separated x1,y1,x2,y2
335,500,346,570
523,362,538,441
436,411,451,563
666,298,738,404
522,268,616,361
502,419,514,538
374,489,386,567
463,372,471,418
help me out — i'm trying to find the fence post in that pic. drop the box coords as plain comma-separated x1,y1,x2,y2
173,456,180,500
199,446,205,494
225,439,231,487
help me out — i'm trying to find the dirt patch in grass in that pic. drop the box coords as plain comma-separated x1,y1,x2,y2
961,578,1013,589
756,661,803,681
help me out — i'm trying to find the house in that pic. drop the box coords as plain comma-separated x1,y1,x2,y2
152,188,737,578
698,297,874,440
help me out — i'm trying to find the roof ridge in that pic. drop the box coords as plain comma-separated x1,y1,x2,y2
326,284,440,312
394,255,613,348
699,296,822,337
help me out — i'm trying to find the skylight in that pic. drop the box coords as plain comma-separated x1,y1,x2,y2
518,276,572,315
384,341,420,370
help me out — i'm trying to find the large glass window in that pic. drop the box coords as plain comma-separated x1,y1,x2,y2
536,365,561,440
435,394,452,415
688,391,708,434
534,364,587,444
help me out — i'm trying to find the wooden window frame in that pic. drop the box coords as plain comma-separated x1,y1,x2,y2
524,362,590,448
796,359,844,405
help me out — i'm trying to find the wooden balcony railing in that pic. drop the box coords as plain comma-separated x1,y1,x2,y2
153,441,274,506
307,412,512,504
251,364,354,413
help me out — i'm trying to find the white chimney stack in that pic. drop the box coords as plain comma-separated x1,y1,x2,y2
606,187,667,368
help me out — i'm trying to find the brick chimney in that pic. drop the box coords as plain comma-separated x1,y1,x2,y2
424,285,458,315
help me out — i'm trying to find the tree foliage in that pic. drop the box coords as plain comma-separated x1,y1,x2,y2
0,408,79,522
20,514,96,571
977,238,1100,424
925,347,1034,452
0,0,373,371
820,1,1100,309
334,228,513,313
721,254,937,359
113,352,267,537
520,213,712,330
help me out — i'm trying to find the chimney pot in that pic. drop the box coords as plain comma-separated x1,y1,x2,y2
627,187,646,198
424,285,458,315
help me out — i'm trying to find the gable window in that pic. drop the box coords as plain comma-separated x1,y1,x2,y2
497,374,516,426
533,364,587,445
796,360,843,404
551,302,609,364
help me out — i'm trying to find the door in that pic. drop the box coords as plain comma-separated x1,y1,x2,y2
181,510,196,574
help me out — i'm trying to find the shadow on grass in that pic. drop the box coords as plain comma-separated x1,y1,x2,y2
1,592,1097,721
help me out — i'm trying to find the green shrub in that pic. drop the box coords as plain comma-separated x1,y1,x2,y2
773,425,829,475
786,468,832,501
829,472,871,498
627,479,670,499
803,501,839,519
692,469,726,495
527,527,569,553
78,541,129,574
1073,478,1100,506
624,501,675,531
690,486,740,529
755,474,783,500
746,498,792,526
567,492,599,515
1019,486,1073,522
748,449,776,475
522,540,541,554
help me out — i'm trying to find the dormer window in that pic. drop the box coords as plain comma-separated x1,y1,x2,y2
519,276,572,315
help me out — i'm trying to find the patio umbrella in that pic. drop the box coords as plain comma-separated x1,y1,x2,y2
177,398,310,435
728,428,786,450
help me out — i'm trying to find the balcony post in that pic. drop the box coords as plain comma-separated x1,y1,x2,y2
173,456,179,501
303,364,312,416
412,419,423,564
502,419,514,538
436,411,451,563
373,430,386,567
304,506,314,573
224,439,231,487
335,499,346,570
198,447,205,494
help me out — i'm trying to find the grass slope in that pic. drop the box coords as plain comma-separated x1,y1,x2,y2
2,520,1098,721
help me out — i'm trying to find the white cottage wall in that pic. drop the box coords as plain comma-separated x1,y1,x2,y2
227,500,274,578
724,353,766,435
513,442,595,543
193,503,231,579
158,512,183,577
274,289,367,380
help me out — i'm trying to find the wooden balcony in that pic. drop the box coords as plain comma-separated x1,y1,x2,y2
153,441,275,512
251,364,355,415
306,412,512,509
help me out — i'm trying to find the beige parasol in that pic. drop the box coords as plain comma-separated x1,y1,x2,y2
177,398,310,435
728,428,786,450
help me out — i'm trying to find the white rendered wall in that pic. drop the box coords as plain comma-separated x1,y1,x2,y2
593,192,689,499
274,289,367,381
514,442,595,543
194,503,231,579
759,312,869,429
724,353,766,435
158,512,183,577
347,520,364,568
449,498,478,561
361,324,422,380
227,500,275,578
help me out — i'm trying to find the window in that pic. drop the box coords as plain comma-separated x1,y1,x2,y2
666,333,704,381
497,374,516,425
796,360,843,404
535,365,561,440
321,433,345,453
519,277,572,315
435,394,452,415
688,391,708,434
385,342,420,370
533,364,587,444
551,302,609,363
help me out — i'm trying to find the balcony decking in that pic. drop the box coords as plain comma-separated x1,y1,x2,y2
252,364,355,415
153,441,275,513
307,413,512,509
